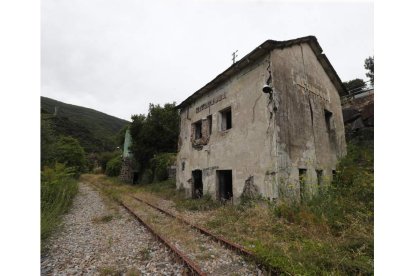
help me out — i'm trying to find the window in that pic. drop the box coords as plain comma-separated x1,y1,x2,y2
207,115,212,135
299,169,307,202
194,120,202,139
316,170,323,187
324,109,333,133
181,161,185,171
220,107,232,131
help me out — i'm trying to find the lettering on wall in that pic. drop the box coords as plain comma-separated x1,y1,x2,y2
196,94,226,113
292,74,330,102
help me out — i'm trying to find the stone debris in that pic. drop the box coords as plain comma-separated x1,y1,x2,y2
41,183,184,276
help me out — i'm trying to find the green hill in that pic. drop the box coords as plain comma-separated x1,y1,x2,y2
41,96,129,153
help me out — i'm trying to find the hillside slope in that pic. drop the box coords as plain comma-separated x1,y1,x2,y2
41,96,129,152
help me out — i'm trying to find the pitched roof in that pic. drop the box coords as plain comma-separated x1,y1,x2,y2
177,36,346,109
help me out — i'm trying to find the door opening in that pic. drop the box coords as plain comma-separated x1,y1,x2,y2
133,172,139,184
192,170,203,198
217,170,233,201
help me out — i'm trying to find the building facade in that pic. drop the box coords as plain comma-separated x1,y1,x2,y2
176,36,347,202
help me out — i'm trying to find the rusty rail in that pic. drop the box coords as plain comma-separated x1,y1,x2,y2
119,201,207,276
131,195,284,275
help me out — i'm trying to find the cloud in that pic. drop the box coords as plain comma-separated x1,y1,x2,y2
41,0,373,120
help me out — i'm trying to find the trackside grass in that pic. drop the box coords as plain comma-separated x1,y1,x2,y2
82,141,373,275
41,163,79,251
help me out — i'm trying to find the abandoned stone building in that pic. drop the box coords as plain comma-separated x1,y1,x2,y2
176,36,347,202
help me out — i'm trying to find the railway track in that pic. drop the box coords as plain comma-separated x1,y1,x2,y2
120,201,206,276
89,181,284,275
130,195,284,276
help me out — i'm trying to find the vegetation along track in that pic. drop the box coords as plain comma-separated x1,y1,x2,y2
90,179,284,275
120,196,263,275
130,195,284,275
88,182,204,275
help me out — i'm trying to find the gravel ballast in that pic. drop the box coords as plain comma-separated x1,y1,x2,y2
41,182,184,276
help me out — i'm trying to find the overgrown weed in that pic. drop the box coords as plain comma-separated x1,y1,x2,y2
41,163,79,251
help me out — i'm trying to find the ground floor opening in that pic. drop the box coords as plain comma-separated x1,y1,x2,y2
217,170,233,201
192,170,203,198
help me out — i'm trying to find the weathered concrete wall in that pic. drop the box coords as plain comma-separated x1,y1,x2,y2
176,42,346,202
177,55,276,201
270,43,346,200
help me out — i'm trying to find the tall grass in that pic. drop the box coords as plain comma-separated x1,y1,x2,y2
41,163,79,248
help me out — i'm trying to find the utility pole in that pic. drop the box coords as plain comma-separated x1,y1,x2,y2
232,50,238,64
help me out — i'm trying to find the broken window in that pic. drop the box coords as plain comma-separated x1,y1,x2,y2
193,120,202,139
316,170,323,187
181,161,185,171
220,107,232,131
207,115,212,135
217,170,233,201
324,109,333,133
299,169,307,202
192,170,203,199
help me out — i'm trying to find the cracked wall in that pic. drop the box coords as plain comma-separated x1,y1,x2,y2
176,42,346,202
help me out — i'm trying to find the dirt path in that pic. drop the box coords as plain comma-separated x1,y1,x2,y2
41,182,184,276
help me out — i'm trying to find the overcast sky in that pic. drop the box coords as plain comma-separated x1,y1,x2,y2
41,0,373,121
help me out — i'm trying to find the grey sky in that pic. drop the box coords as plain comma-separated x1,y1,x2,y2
41,0,373,121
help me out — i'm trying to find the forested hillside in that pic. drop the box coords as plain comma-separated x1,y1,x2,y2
41,97,129,153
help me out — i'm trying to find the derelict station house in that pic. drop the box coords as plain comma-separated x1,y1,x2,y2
176,36,347,202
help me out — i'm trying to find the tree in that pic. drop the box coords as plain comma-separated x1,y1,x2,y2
41,114,56,168
105,155,122,176
54,136,87,175
343,78,367,94
364,56,374,85
129,103,179,175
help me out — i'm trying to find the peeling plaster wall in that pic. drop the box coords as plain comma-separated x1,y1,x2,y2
270,43,346,200
177,42,346,202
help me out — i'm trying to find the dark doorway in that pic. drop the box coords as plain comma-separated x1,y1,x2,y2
217,170,233,201
133,172,139,184
192,170,203,198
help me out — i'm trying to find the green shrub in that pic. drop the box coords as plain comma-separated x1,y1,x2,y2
150,152,176,182
98,151,120,172
269,142,374,274
41,163,78,247
141,169,154,184
54,136,86,176
105,155,122,177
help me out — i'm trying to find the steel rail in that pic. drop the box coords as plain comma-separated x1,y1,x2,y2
131,195,284,275
119,201,207,276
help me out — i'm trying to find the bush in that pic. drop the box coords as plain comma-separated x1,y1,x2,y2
54,136,86,176
98,151,120,172
141,169,154,184
150,153,176,182
105,155,122,177
269,142,374,274
41,163,78,246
